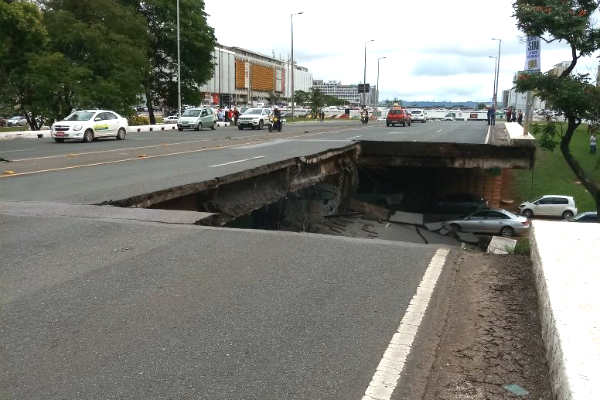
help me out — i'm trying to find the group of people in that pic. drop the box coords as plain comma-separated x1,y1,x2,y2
217,107,240,125
505,106,523,125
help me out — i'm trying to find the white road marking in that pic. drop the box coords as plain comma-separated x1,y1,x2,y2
436,129,443,133
0,148,35,154
209,156,265,168
346,135,362,140
485,126,491,144
362,248,450,400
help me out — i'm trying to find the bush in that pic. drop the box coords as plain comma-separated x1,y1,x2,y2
512,238,531,256
128,115,150,126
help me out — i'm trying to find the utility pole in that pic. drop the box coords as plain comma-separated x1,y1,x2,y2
290,12,303,120
489,55,497,106
363,40,374,107
177,0,181,117
376,56,386,118
492,38,502,108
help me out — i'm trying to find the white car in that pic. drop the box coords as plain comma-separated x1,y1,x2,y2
7,116,27,127
443,114,454,121
237,108,272,130
164,115,179,123
518,195,578,219
410,109,427,123
51,110,128,143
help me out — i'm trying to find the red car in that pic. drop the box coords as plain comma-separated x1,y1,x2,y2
386,108,411,127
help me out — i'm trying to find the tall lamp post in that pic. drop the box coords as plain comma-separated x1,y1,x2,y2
492,38,502,108
177,0,181,118
376,56,386,118
362,39,374,107
489,55,497,107
290,11,303,120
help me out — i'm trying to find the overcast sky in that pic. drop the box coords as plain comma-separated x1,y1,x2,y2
205,0,600,102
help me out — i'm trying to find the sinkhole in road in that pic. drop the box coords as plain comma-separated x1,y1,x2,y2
119,157,504,245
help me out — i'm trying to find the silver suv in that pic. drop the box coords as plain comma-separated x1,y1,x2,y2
518,195,578,219
237,108,271,130
410,109,427,123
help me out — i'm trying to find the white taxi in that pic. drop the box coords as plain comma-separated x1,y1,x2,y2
51,110,129,143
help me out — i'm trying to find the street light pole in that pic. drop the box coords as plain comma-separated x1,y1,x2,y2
177,0,181,118
489,56,497,106
376,56,386,118
290,12,303,120
492,38,502,108
363,40,374,107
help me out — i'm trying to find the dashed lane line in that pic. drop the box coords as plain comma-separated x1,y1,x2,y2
209,156,265,168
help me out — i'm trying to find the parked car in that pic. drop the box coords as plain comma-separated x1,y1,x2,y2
568,211,598,223
433,193,489,215
237,107,271,130
445,209,530,237
163,115,179,123
410,109,427,123
177,107,217,131
7,116,27,126
443,113,454,121
51,110,128,143
386,107,411,127
518,195,577,219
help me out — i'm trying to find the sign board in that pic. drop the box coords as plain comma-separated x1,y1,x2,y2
358,84,370,93
525,36,541,72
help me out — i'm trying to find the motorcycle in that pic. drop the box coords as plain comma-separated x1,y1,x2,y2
361,113,369,124
268,116,282,132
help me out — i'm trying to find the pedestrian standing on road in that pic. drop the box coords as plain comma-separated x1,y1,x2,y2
506,106,513,122
517,111,523,125
487,107,492,125
218,109,224,122
591,133,597,154
224,108,229,123
233,107,240,126
491,106,496,126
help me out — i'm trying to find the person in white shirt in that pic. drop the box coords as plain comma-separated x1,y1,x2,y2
591,133,597,154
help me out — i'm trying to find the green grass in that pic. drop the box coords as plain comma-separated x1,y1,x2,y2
512,123,600,212
512,238,531,256
0,126,28,132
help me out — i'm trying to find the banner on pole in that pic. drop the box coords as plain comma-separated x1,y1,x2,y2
525,36,541,72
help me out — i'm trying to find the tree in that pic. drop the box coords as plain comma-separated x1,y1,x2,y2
477,102,486,110
0,0,48,129
293,90,309,106
308,87,324,118
513,0,600,218
117,0,216,124
267,91,281,105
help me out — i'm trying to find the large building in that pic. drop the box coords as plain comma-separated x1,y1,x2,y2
199,45,313,107
312,80,377,106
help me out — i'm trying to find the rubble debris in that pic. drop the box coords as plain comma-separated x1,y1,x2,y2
348,199,390,220
424,222,444,232
503,384,529,396
487,236,517,255
457,232,479,244
389,211,424,226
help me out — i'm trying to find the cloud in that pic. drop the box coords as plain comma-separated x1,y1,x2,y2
411,57,496,77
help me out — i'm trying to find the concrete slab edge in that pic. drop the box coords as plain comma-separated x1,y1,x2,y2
529,223,572,400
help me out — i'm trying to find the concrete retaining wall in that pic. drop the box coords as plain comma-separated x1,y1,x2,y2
530,220,600,400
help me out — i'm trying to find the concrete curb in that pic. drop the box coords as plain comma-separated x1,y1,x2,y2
530,221,600,400
1,124,179,140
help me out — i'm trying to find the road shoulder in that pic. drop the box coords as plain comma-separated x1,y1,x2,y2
396,251,552,399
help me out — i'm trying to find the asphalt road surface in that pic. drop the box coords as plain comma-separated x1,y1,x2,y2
0,211,454,399
0,120,489,203
0,120,479,398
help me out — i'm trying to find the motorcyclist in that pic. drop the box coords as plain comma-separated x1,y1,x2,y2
273,106,281,120
361,107,368,124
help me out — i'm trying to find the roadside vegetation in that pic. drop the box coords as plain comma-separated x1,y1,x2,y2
513,122,600,212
